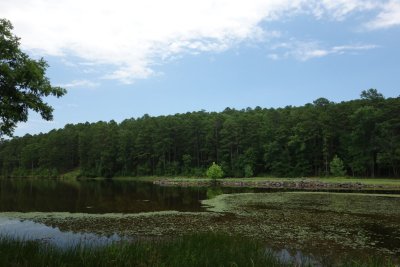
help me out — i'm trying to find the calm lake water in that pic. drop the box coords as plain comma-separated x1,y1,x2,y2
1,179,200,213
1,179,395,213
0,217,125,247
0,178,263,213
0,179,264,247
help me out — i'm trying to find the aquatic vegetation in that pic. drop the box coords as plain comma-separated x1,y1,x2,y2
0,233,285,267
0,233,396,267
202,192,400,215
1,180,400,265
202,192,400,260
3,191,400,264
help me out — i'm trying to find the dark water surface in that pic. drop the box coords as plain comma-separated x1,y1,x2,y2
1,179,398,214
0,178,261,213
0,178,263,248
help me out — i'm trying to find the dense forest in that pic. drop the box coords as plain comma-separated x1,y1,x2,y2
0,89,399,178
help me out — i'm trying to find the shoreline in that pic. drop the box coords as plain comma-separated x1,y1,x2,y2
2,175,400,192
154,178,400,191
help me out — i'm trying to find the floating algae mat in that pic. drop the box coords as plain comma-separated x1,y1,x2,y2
203,192,400,259
202,191,400,215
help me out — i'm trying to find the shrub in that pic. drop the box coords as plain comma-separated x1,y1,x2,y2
330,155,346,177
206,162,224,179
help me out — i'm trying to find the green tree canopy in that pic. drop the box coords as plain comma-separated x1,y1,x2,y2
0,19,66,136
0,89,399,178
330,155,346,177
206,162,224,179
360,88,384,101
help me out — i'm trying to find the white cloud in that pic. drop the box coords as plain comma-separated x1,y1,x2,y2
308,0,379,20
267,53,280,60
332,44,378,52
59,79,100,89
366,0,400,29
60,58,77,67
0,0,394,83
269,40,377,61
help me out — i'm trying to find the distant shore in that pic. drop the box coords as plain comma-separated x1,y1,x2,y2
2,175,400,192
153,177,400,191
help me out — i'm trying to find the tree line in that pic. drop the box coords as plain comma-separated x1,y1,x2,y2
0,89,399,178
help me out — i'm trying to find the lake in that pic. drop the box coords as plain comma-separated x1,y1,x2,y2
1,178,399,265
0,178,272,213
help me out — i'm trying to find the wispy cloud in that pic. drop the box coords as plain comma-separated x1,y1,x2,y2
269,40,377,61
59,79,100,89
307,0,379,20
60,58,77,67
0,0,396,83
366,0,400,29
332,44,378,52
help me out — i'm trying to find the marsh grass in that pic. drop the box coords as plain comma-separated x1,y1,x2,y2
0,234,396,267
338,256,397,267
0,233,284,267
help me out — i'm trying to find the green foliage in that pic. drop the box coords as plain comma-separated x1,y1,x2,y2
0,19,66,136
244,164,254,177
0,89,399,178
192,167,206,177
330,155,347,177
206,162,224,179
181,154,192,175
360,88,384,101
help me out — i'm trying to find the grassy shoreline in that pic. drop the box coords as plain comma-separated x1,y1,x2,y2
85,176,400,190
2,175,400,192
2,174,400,184
0,233,286,267
0,233,396,267
153,177,400,192
158,176,400,185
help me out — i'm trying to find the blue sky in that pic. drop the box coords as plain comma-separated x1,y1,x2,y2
1,0,399,136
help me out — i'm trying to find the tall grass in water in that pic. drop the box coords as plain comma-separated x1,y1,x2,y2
0,233,396,267
0,233,283,267
338,256,397,267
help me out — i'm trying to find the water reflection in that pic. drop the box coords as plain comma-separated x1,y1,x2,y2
271,248,322,267
0,217,123,248
0,179,258,213
2,179,398,214
0,179,206,213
